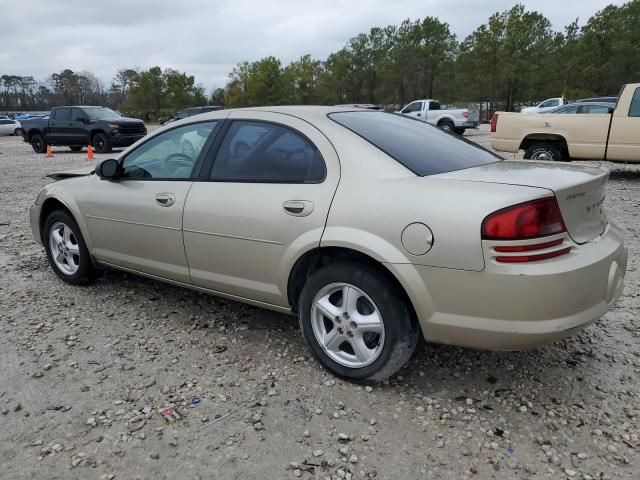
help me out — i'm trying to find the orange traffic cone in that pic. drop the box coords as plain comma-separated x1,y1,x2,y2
46,145,53,158
87,144,94,161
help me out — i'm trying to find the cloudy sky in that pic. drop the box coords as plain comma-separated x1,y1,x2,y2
0,0,625,93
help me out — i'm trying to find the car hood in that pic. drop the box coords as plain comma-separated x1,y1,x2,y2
47,166,95,180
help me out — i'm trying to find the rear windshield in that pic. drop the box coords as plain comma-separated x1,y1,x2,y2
329,111,500,176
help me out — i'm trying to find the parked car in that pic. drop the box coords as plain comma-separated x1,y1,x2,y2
398,99,479,134
30,107,627,382
335,104,383,110
492,83,640,162
162,106,223,125
541,102,615,115
21,106,147,154
520,97,568,114
0,116,22,136
576,96,618,105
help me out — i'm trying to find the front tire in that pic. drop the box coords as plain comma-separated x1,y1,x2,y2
31,134,46,153
43,210,95,285
298,262,418,383
92,132,112,153
523,142,564,162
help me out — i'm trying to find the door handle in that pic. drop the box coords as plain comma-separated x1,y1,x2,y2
283,200,314,217
155,192,176,207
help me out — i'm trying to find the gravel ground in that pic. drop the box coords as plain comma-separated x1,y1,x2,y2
0,126,639,480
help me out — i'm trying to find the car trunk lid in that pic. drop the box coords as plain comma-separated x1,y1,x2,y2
436,161,608,244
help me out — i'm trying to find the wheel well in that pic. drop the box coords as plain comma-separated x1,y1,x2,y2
39,198,71,242
287,247,417,321
28,129,42,140
520,134,568,155
437,118,454,126
90,130,106,141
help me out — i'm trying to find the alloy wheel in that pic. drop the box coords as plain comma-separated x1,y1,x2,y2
49,222,81,275
311,283,385,368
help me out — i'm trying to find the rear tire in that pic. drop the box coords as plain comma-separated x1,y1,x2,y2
43,210,95,285
14,127,23,136
92,132,112,153
438,120,455,132
298,262,418,383
31,134,46,153
69,145,83,152
523,143,564,162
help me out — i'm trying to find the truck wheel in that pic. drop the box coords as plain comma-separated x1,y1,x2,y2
523,143,564,162
298,262,418,383
92,133,112,153
31,134,46,153
438,120,455,132
69,146,83,152
454,127,466,135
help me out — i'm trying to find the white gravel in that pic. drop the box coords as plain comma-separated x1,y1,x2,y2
0,127,638,479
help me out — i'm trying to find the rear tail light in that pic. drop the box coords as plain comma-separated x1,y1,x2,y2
463,111,469,118
482,198,570,263
490,113,499,133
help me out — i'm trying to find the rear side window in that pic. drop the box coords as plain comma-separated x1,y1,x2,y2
629,88,640,117
210,121,325,183
329,111,499,176
53,109,71,121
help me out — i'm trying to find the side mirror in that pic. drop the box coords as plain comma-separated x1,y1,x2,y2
96,159,120,179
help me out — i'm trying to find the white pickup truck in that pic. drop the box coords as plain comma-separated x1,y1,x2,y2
398,99,479,135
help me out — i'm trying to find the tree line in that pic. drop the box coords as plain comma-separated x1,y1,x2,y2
1,1,638,118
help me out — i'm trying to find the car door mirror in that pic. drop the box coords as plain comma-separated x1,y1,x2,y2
96,159,120,179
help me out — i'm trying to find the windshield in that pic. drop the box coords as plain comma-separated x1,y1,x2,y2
329,111,500,176
84,107,122,120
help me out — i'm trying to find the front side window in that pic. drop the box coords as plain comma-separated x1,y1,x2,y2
402,101,423,114
553,105,579,114
122,121,218,179
53,109,71,121
330,111,499,176
72,108,87,121
540,99,560,108
629,88,640,117
210,121,325,183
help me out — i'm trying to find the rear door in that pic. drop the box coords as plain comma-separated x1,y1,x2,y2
607,86,640,162
183,111,340,307
49,108,72,143
0,119,13,135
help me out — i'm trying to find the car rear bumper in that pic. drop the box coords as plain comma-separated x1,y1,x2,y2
390,224,627,350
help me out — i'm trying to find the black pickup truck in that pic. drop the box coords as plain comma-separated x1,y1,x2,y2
21,106,147,153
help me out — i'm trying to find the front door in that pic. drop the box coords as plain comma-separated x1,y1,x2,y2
183,111,340,307
69,108,90,145
607,86,640,162
78,120,220,282
49,107,72,144
400,101,424,119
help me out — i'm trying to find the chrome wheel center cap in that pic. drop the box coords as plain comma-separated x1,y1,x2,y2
340,320,351,333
